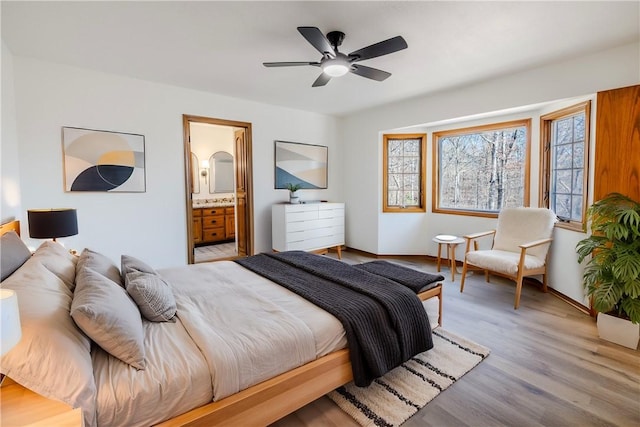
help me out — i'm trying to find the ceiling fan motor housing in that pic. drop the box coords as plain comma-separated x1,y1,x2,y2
326,31,346,50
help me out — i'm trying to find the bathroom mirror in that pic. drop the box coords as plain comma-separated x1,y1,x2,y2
209,151,234,193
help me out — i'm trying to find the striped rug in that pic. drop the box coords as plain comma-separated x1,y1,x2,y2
327,328,490,427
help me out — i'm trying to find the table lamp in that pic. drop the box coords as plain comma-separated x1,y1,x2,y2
1,289,21,356
27,208,78,241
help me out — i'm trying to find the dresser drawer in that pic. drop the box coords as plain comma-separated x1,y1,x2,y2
202,215,225,229
203,227,225,242
202,208,225,216
286,217,342,232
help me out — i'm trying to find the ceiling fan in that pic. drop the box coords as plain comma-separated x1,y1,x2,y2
263,27,408,87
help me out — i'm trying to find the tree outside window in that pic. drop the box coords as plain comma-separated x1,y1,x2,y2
540,101,591,231
383,134,426,213
433,119,531,217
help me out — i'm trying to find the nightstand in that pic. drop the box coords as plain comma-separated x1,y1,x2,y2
0,377,82,426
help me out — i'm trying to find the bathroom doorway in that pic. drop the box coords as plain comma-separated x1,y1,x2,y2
183,115,254,263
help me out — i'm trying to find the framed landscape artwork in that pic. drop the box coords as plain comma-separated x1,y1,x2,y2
62,127,146,192
274,140,328,189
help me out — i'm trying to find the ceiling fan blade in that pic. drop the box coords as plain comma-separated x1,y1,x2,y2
298,27,336,57
312,73,332,87
348,36,408,61
263,61,320,67
350,65,391,81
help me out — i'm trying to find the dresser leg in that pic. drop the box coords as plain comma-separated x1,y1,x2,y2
335,246,342,259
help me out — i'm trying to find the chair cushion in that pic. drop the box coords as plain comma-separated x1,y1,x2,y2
493,207,556,260
466,250,545,276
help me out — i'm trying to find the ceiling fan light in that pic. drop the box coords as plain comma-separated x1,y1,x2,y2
322,62,350,77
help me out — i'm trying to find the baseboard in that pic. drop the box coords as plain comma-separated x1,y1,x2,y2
345,247,445,263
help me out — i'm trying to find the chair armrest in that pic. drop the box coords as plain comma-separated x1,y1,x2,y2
519,237,553,250
463,230,496,240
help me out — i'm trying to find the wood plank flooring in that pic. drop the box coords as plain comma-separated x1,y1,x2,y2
272,251,640,427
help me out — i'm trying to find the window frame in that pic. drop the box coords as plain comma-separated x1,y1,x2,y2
432,119,532,218
382,133,427,213
539,101,591,232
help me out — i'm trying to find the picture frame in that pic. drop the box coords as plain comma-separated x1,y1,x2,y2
274,140,328,189
62,126,146,192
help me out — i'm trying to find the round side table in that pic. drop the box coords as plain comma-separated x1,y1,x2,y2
432,235,465,281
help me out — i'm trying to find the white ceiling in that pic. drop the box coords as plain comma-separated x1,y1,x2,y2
2,1,638,117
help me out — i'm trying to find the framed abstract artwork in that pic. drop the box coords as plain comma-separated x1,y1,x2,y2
62,127,146,192
274,140,328,189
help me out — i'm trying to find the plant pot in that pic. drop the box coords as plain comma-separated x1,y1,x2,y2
289,191,300,204
597,312,640,349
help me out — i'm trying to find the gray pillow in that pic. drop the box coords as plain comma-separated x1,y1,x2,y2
0,231,32,281
121,254,157,282
32,240,78,291
0,255,97,426
71,267,146,369
125,271,177,322
77,248,123,286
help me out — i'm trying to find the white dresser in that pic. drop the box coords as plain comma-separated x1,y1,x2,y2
272,202,345,258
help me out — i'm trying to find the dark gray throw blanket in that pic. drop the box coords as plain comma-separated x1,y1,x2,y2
353,261,444,294
235,251,432,387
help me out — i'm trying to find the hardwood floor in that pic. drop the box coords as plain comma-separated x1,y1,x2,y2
272,251,640,427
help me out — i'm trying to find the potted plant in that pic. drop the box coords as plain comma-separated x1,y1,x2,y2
576,192,640,349
286,183,302,204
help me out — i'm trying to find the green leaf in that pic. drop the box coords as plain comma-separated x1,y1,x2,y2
612,252,640,281
591,279,623,313
624,278,640,299
621,298,640,324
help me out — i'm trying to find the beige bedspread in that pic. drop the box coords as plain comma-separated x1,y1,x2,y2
92,260,437,426
162,261,347,401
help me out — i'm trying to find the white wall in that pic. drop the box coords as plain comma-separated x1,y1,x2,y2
342,42,639,304
1,41,21,223
10,57,341,267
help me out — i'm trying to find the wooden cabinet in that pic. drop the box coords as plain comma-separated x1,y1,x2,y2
272,203,345,258
193,208,203,244
0,378,83,426
193,206,235,245
225,207,235,239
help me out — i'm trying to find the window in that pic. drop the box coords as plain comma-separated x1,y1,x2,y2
383,134,426,213
540,101,591,231
433,119,531,217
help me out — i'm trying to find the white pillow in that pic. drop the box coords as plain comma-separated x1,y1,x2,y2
0,255,97,426
72,267,146,370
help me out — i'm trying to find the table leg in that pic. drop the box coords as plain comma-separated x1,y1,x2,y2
449,243,460,282
436,243,442,272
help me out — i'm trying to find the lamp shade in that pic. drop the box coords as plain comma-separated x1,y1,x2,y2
28,208,78,239
1,289,22,356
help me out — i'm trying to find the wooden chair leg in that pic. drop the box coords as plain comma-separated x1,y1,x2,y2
485,270,490,282
542,271,548,292
514,271,525,309
460,259,469,292
437,286,443,327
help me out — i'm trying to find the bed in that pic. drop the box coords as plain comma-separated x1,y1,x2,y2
0,219,443,426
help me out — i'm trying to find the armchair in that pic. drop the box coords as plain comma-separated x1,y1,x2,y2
459,207,556,309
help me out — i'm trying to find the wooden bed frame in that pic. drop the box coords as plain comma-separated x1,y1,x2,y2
0,220,20,237
0,220,442,427
157,284,442,427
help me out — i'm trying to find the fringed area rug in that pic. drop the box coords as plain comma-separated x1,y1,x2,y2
327,328,490,427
